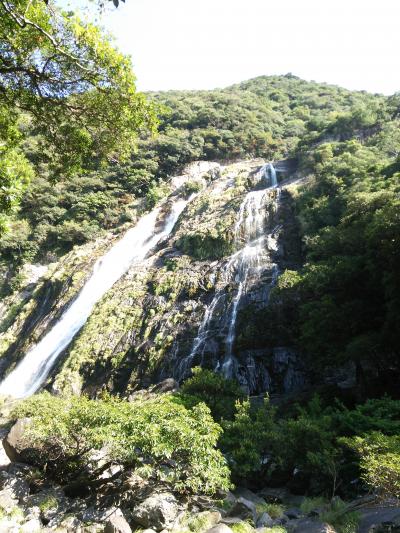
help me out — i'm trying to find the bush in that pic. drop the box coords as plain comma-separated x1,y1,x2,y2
319,498,360,533
13,392,231,495
179,367,245,421
220,398,277,482
343,432,400,499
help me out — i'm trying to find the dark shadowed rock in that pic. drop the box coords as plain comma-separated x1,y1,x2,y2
227,496,257,522
285,507,303,519
233,487,265,506
258,487,289,503
358,506,400,533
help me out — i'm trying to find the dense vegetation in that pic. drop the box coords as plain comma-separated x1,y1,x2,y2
0,75,387,275
1,68,399,510
0,0,156,235
13,371,400,502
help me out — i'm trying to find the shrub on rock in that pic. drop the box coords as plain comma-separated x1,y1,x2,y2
11,392,231,495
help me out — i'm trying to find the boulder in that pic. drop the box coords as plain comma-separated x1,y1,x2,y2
233,487,265,506
20,518,41,532
358,506,400,533
0,428,10,469
256,512,274,528
149,378,179,393
132,492,179,530
221,517,243,525
0,488,18,510
291,518,336,532
189,511,221,530
285,507,303,519
0,471,29,503
57,516,83,532
206,525,233,533
104,512,132,533
2,418,32,462
227,496,257,522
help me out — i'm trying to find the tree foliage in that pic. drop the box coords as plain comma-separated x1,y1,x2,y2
0,0,156,233
13,392,231,495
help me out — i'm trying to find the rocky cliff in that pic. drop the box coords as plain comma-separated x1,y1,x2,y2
0,160,306,399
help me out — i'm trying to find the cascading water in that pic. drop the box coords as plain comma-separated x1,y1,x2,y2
176,163,279,381
0,198,190,398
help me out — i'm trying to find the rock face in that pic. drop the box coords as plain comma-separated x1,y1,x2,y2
0,160,307,397
132,492,179,531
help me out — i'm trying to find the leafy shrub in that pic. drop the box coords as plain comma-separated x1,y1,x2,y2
257,503,284,519
300,497,327,514
231,522,255,533
220,398,277,482
13,392,231,495
343,432,400,499
319,498,360,533
180,367,245,421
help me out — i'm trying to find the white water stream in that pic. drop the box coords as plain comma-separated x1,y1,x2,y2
177,163,279,380
0,198,190,398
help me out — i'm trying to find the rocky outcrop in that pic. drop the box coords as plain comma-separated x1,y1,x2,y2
132,492,180,530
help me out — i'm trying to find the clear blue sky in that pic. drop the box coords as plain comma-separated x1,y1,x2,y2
92,0,400,94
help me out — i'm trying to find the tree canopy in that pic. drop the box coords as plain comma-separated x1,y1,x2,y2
0,0,157,231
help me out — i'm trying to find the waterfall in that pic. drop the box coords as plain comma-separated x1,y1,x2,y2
0,198,190,399
177,162,279,381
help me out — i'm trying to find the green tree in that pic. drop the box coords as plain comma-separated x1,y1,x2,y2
0,0,157,230
13,392,231,495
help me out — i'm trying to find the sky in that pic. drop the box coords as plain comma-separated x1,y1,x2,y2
97,0,400,94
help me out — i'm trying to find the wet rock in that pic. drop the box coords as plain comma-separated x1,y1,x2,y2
227,496,257,522
2,418,32,462
132,492,179,530
206,524,233,533
104,511,132,533
256,512,274,527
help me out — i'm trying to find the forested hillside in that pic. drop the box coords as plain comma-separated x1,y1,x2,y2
0,74,389,273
